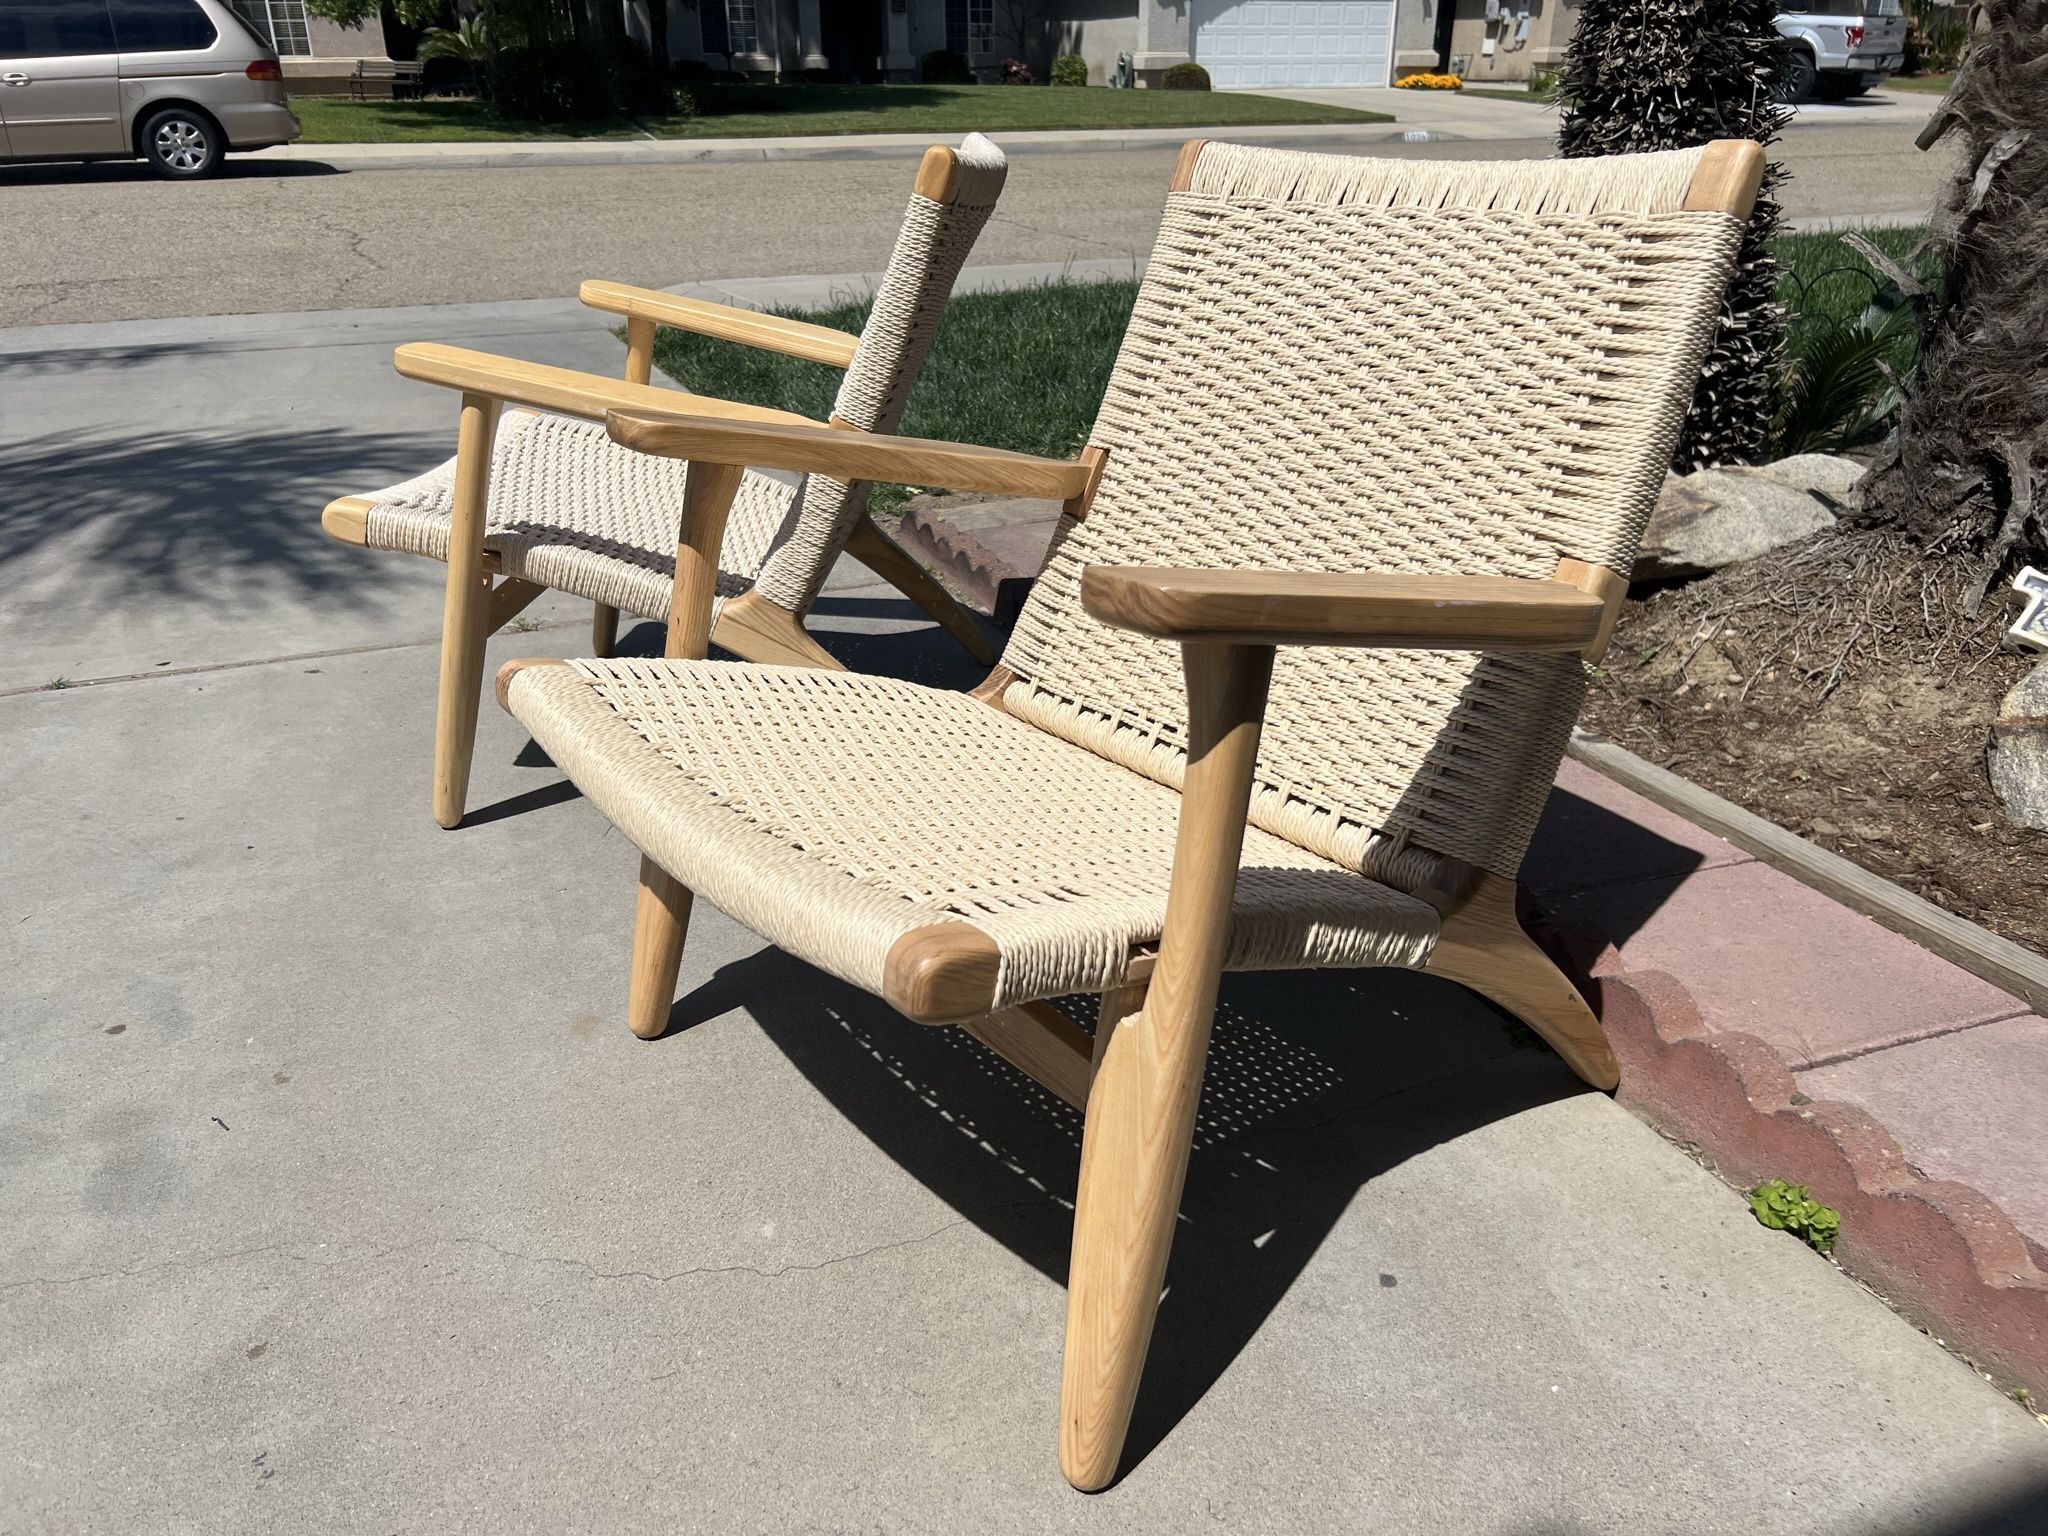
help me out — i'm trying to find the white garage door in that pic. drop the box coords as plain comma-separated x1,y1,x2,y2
1194,1,1396,90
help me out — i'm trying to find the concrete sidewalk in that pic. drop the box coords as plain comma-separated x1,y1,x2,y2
248,85,1940,174
4,295,2046,1530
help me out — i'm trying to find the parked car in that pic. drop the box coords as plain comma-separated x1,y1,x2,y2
0,0,300,178
1775,0,1910,102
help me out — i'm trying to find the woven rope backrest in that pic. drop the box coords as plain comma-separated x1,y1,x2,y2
750,134,1008,614
999,143,1742,887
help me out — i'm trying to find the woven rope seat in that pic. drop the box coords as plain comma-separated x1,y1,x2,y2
363,412,799,618
515,658,1438,1011
362,412,800,618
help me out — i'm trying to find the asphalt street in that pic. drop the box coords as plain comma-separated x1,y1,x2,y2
2,121,1947,326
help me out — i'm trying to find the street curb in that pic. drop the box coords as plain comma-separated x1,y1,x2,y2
1565,958,2048,1403
252,118,1428,174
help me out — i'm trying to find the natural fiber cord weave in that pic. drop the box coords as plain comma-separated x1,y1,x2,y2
357,133,1008,626
509,142,1744,1014
1001,145,1741,885
513,660,1438,1008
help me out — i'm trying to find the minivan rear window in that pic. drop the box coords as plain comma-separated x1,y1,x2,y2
0,2,118,57
109,0,218,52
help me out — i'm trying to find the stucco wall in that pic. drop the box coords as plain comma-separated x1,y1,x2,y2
1443,0,1576,83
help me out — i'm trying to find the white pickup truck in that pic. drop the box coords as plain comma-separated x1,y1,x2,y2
1776,1,1911,101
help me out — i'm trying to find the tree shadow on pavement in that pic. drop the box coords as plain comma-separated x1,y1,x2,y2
0,426,438,604
667,941,1571,1485
0,159,340,188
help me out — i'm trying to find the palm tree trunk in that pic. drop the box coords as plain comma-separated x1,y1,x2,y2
1857,2,2048,608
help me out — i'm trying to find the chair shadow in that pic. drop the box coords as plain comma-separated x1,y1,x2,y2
669,943,1579,1484
1518,784,1708,962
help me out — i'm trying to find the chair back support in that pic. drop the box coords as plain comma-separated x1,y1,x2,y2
745,134,1009,613
999,142,1743,889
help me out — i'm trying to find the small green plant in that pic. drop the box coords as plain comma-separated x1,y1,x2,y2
1749,1179,1841,1253
1050,53,1089,88
503,614,544,633
41,677,71,690
1161,62,1212,91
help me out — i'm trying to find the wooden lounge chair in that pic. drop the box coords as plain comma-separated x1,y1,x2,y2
496,138,1763,1488
320,134,1008,828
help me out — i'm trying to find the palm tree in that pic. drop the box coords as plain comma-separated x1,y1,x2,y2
1857,3,2048,608
1555,0,1790,472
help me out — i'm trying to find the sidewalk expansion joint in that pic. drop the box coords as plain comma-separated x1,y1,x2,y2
1794,1006,2039,1073
0,618,583,699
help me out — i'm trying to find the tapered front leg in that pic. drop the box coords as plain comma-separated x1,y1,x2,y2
1059,643,1274,1490
617,457,744,1037
432,392,501,829
627,857,693,1039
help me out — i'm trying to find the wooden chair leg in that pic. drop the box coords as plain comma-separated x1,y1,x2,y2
617,459,743,1039
1424,873,1618,1091
845,512,997,666
592,602,620,658
627,856,693,1039
431,393,501,830
1060,642,1274,1491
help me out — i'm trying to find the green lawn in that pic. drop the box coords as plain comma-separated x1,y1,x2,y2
1885,73,1953,93
648,227,1929,503
291,84,1390,145
651,279,1138,511
1458,88,1552,104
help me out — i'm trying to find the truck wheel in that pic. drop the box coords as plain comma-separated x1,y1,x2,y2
1774,47,1818,105
139,107,223,179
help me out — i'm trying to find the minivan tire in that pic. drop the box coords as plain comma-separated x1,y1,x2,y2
139,107,224,179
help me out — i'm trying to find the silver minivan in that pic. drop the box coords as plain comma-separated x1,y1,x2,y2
0,0,301,178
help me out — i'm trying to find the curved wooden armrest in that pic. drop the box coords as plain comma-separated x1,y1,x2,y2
1080,567,1608,651
604,409,1093,501
579,280,862,369
393,343,823,428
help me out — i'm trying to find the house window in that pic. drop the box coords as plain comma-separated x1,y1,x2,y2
703,0,758,57
227,0,311,57
946,0,991,55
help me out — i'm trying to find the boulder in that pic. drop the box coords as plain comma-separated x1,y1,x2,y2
1635,466,1839,581
1749,452,1868,504
1989,661,2048,833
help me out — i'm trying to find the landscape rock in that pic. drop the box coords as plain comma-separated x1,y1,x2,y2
1989,661,2048,832
1749,453,1868,504
1635,466,1840,581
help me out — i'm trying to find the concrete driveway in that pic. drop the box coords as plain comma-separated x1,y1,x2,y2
4,278,2048,1529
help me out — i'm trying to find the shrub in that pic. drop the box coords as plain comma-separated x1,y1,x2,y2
673,60,747,85
482,36,681,121
1161,61,1211,91
1394,71,1463,90
486,42,613,120
1050,52,1088,87
1001,57,1035,85
603,36,678,116
921,49,974,84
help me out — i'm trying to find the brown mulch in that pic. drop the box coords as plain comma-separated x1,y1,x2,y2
1580,526,2048,957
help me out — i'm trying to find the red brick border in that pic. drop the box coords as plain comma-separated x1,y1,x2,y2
1590,963,2048,1398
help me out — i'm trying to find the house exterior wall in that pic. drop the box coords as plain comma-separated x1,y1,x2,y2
677,0,827,78
1442,0,1577,84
